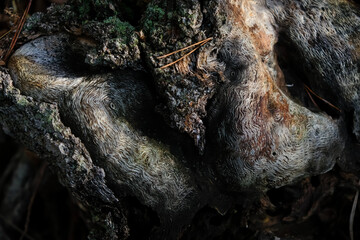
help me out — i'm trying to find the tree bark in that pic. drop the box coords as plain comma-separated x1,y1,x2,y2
0,0,360,239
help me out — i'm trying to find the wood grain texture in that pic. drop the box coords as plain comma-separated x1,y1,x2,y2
1,0,359,238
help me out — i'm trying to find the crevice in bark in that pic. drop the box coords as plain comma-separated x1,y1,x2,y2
180,203,264,240
0,137,88,239
121,196,160,240
275,34,341,119
118,0,150,27
338,109,360,172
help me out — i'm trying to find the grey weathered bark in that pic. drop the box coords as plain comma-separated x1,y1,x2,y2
0,0,359,239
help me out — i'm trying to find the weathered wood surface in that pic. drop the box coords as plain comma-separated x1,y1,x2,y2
0,0,359,239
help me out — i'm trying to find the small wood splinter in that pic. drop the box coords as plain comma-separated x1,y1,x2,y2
157,37,213,69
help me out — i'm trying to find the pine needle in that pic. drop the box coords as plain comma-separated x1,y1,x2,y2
305,87,320,109
159,41,207,69
0,29,12,40
157,37,213,59
303,84,341,112
157,37,212,69
3,0,32,62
